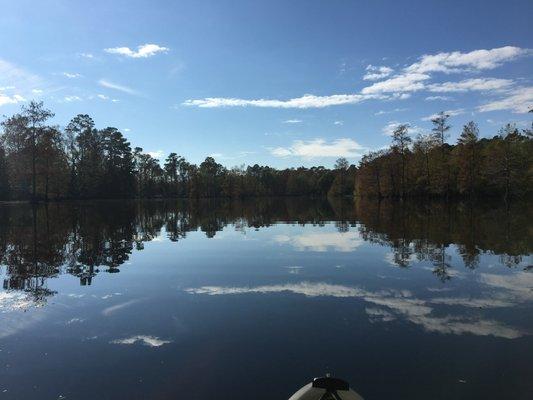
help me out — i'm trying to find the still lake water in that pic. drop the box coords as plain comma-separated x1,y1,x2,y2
0,198,532,400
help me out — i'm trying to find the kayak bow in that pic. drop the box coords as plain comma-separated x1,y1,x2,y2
288,376,364,400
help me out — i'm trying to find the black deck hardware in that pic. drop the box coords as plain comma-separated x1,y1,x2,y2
312,376,350,399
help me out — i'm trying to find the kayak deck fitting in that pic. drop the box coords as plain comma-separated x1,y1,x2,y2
288,376,364,400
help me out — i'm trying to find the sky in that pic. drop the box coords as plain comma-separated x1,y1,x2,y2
0,0,532,168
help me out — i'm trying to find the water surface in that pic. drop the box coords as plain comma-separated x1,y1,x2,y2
1,198,532,399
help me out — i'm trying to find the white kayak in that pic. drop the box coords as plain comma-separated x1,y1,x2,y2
288,376,364,400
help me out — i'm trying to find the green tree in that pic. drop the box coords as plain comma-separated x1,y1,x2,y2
76,124,103,198
164,153,184,196
101,127,135,198
65,114,95,197
0,143,9,200
38,126,68,201
328,157,350,197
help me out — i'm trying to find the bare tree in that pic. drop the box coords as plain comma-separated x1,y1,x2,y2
392,124,412,198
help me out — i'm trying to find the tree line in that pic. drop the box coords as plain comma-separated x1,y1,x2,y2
0,102,354,201
0,102,531,202
356,111,532,200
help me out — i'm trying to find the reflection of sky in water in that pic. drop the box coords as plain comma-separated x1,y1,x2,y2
1,218,532,399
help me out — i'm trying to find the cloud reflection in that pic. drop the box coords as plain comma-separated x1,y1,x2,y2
185,281,527,339
102,299,141,316
110,335,172,347
0,291,36,311
274,232,363,252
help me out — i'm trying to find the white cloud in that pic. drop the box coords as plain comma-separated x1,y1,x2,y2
333,120,344,125
274,232,363,252
0,94,25,107
421,109,466,121
0,59,42,106
361,46,529,97
63,95,82,102
271,147,292,157
206,151,255,160
270,138,365,158
374,108,407,116
110,335,172,347
363,64,394,81
78,52,94,59
105,43,169,58
148,150,165,159
428,78,514,92
63,72,82,79
382,121,422,136
183,94,377,109
98,79,138,95
405,46,530,74
284,266,304,274
425,95,452,101
97,94,109,100
184,46,530,111
361,72,430,95
477,86,533,114
66,318,85,325
32,89,43,94
283,119,302,124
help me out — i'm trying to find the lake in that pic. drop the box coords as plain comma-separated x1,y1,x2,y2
0,198,532,400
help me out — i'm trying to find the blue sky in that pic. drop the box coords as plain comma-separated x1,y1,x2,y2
0,0,532,167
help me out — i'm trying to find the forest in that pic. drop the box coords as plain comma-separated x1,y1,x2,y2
0,101,531,202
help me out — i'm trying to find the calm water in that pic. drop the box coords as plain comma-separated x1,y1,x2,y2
0,198,532,400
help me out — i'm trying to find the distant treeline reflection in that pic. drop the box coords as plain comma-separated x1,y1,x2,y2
1,198,531,305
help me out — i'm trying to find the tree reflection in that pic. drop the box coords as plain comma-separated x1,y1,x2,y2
0,198,531,306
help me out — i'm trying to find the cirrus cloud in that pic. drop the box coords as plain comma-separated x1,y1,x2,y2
98,79,138,95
